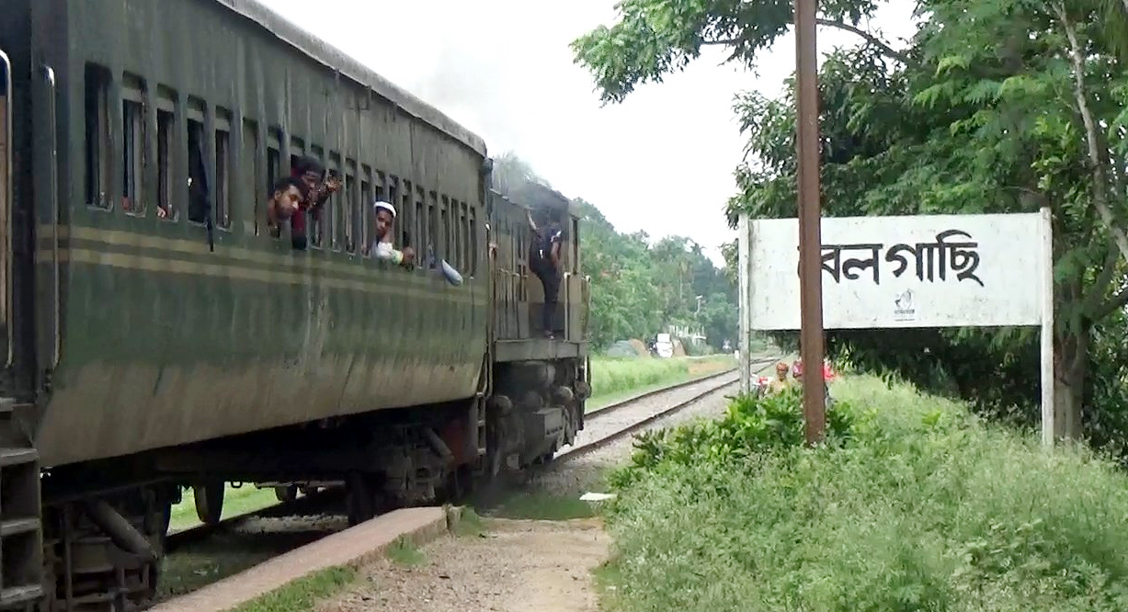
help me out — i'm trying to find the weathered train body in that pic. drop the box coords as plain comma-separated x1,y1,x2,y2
0,1,590,610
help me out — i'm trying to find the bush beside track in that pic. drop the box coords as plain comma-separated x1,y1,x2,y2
598,375,1128,612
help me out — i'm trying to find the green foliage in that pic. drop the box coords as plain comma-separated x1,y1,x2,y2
609,386,854,490
573,0,1128,445
588,355,736,410
600,376,1128,612
494,155,739,350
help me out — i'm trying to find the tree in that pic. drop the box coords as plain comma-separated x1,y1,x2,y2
572,0,1128,442
494,155,739,351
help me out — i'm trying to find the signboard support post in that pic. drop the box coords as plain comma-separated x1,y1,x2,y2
738,213,751,395
1040,207,1055,446
795,0,826,444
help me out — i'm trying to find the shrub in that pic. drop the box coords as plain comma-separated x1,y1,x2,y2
608,386,854,490
601,376,1128,612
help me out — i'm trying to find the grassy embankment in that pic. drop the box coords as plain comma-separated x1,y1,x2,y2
597,375,1128,612
166,354,735,532
586,354,737,411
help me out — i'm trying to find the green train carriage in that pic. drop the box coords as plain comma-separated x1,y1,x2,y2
0,0,590,610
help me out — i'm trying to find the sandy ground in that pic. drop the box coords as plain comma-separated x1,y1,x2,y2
322,519,609,612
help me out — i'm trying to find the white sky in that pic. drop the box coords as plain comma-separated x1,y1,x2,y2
259,0,918,265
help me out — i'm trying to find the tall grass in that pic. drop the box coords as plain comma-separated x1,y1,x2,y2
602,375,1128,612
588,355,735,410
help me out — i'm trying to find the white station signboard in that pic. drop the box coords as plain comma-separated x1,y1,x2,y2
747,212,1050,330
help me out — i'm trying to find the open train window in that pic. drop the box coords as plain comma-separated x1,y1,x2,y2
243,120,260,235
400,180,413,253
440,195,452,268
328,152,342,251
266,127,281,188
345,159,358,253
469,207,478,277
429,192,440,266
460,201,469,273
121,75,145,216
84,64,112,209
156,87,177,221
414,187,426,267
360,165,372,253
186,98,208,225
214,108,232,230
387,176,399,256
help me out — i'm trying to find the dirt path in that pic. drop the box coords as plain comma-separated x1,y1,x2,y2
320,518,610,612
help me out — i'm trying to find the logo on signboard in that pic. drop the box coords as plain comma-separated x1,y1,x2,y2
894,289,916,321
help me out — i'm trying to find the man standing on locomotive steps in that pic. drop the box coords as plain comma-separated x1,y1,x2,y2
527,209,563,338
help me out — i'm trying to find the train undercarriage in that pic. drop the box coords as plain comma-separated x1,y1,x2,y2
0,357,589,612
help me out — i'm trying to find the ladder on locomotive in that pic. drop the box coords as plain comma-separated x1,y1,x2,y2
0,398,44,610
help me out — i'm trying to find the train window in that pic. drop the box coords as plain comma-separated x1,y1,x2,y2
329,152,342,251
156,88,177,221
460,201,469,273
214,109,232,230
360,165,372,253
266,127,281,187
186,98,208,224
429,192,440,265
414,187,426,267
400,180,412,253
121,75,145,216
345,159,358,254
387,176,399,252
440,195,451,268
469,207,478,277
242,120,260,235
289,137,305,170
84,64,112,209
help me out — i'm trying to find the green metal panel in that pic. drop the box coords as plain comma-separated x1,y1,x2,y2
32,0,491,467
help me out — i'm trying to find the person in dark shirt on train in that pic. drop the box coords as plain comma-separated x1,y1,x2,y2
289,156,341,250
369,200,415,268
266,176,305,239
527,209,563,338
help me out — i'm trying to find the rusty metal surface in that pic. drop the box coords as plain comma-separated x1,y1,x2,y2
794,0,826,443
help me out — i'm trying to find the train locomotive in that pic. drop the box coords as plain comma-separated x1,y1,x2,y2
0,1,591,609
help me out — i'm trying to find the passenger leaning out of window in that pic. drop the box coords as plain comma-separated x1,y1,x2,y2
369,200,415,269
266,177,305,238
289,156,342,250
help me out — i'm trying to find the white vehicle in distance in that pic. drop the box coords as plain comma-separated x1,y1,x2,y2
654,333,674,359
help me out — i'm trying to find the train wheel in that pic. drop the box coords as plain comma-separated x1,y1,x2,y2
274,485,298,502
193,480,225,525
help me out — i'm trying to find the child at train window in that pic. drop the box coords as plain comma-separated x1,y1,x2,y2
266,176,305,239
369,200,416,268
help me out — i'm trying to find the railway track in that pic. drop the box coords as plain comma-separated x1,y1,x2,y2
156,358,781,604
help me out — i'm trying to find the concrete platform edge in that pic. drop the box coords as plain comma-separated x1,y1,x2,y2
152,505,463,612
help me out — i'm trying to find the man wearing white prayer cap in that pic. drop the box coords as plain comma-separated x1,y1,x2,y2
369,200,415,268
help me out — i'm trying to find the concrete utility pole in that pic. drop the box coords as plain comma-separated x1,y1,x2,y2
738,213,751,395
795,0,826,444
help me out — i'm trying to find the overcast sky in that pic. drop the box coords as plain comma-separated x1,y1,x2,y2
259,0,917,265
